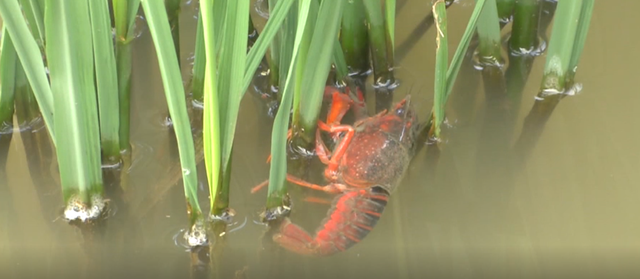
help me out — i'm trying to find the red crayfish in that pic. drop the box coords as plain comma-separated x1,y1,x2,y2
252,86,417,256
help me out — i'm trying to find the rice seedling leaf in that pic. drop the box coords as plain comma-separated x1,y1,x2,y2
216,0,250,188
332,38,348,80
444,0,485,101
476,0,501,60
0,27,17,125
0,0,55,144
568,0,594,80
89,0,121,159
267,0,312,208
18,0,45,48
385,0,396,51
243,0,295,93
432,0,448,138
191,14,205,102
141,0,202,222
200,0,221,217
298,0,344,130
45,0,103,203
541,0,583,91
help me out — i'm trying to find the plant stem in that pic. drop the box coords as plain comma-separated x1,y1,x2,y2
514,0,593,161
113,0,140,153
165,0,182,68
340,0,369,74
0,27,17,129
90,0,121,164
191,13,205,103
363,0,394,85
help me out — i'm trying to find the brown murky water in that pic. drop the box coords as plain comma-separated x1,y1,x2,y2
2,0,640,278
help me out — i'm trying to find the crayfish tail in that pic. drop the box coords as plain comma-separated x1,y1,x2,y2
273,186,390,257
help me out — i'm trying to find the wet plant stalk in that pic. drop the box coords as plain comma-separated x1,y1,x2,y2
363,0,394,85
268,0,282,89
503,0,541,134
515,0,594,161
340,0,369,74
295,0,343,144
45,0,108,242
496,0,515,24
191,13,205,103
90,0,121,164
0,27,17,131
165,0,182,68
113,0,140,154
142,0,203,228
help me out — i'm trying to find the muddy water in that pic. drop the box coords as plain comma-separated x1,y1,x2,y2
2,0,640,278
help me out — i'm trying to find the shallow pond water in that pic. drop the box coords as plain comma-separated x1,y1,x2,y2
2,0,640,278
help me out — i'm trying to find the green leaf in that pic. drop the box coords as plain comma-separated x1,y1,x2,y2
0,0,55,144
89,0,121,160
45,0,102,203
141,0,202,223
200,0,221,217
432,0,448,138
266,0,312,208
0,27,17,126
297,0,344,131
243,0,296,93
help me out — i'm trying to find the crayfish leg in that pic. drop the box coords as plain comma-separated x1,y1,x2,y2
273,218,317,255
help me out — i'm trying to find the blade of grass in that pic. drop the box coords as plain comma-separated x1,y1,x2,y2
266,0,312,210
45,0,104,211
567,0,594,84
89,0,121,163
113,0,141,152
165,0,182,68
340,0,369,74
296,0,344,142
332,38,348,81
0,0,55,144
18,0,45,49
476,0,502,62
199,0,220,222
385,0,396,51
243,0,296,94
417,0,485,147
141,0,202,225
431,0,448,138
214,0,250,215
291,0,318,127
363,0,393,85
514,0,593,161
191,13,205,102
0,27,17,129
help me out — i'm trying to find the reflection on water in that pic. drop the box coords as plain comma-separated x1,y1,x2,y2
2,0,640,278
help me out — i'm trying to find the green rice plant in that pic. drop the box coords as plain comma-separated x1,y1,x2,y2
385,0,396,52
514,0,594,160
44,0,106,222
89,0,121,164
0,0,55,144
265,0,312,212
504,0,541,124
140,0,203,233
294,0,344,144
0,27,17,132
112,0,141,153
495,0,515,24
425,0,486,141
17,0,45,51
165,0,182,67
191,14,205,103
340,0,369,74
363,0,393,85
212,0,250,220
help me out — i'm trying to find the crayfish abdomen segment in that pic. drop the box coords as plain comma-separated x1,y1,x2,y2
272,187,390,256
